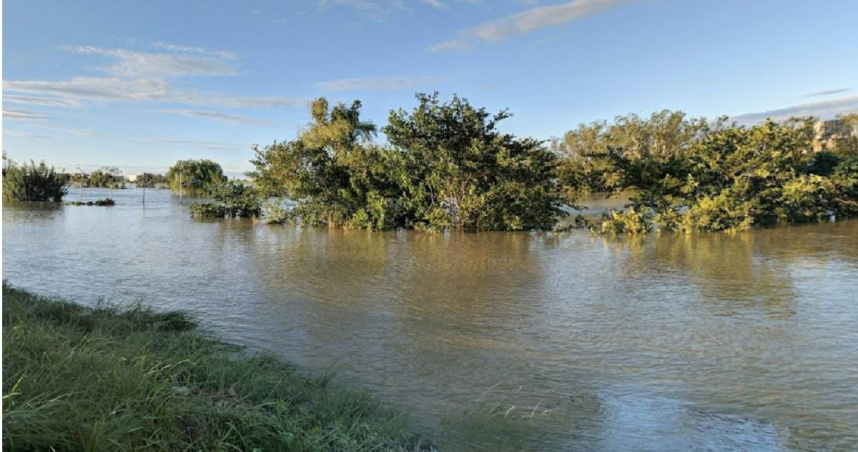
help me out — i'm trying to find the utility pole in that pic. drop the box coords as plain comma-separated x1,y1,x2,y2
76,166,84,202
179,167,183,205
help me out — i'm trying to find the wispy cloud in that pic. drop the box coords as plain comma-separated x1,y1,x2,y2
430,0,632,51
63,45,237,78
4,109,52,120
315,75,443,92
4,77,303,110
733,95,858,124
152,109,275,126
4,129,54,139
4,94,83,108
315,0,411,21
421,0,448,9
133,137,246,152
805,87,850,98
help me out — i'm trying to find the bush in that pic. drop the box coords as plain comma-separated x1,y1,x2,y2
2,157,68,202
190,182,261,218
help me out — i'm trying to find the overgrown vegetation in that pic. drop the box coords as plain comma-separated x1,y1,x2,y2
190,181,262,218
166,159,227,197
2,154,68,202
1,283,433,451
556,112,858,233
250,93,568,231
136,172,169,188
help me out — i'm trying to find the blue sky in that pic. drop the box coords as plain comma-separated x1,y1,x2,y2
3,0,858,176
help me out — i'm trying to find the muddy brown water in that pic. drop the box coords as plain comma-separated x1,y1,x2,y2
4,188,857,450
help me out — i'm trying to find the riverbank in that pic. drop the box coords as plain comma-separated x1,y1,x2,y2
1,283,434,450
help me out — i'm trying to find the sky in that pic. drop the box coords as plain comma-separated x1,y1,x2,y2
3,0,858,176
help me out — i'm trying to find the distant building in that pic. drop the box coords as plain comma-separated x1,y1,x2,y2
813,118,858,151
126,174,138,182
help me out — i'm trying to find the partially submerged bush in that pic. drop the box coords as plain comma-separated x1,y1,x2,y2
597,207,653,235
574,117,858,234
2,156,68,202
190,181,261,218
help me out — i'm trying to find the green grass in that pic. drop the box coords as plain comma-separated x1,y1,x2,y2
1,283,434,451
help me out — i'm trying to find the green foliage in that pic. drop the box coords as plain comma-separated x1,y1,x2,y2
250,98,406,230
166,159,227,197
2,155,68,202
87,166,125,189
2,283,434,451
384,93,566,231
565,114,858,233
251,94,567,231
190,181,262,218
556,110,716,194
596,207,653,235
136,173,168,188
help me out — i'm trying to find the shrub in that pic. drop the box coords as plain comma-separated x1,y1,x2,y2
2,158,68,202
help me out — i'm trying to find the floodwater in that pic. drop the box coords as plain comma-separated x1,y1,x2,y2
3,188,857,450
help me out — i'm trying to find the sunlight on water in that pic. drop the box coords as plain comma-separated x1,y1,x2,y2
4,187,858,450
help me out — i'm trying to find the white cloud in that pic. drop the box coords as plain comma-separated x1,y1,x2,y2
315,0,411,21
3,43,304,126
152,109,275,126
63,45,237,78
421,0,448,9
4,94,83,108
428,39,475,52
430,0,632,51
4,77,304,110
732,95,858,124
3,109,52,120
315,76,443,91
5,77,172,102
4,129,53,139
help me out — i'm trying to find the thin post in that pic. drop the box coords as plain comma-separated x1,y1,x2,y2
77,167,83,202
179,168,183,205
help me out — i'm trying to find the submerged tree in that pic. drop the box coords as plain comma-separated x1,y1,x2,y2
166,159,227,197
250,98,403,229
250,94,567,231
384,93,566,231
574,116,858,233
190,181,262,218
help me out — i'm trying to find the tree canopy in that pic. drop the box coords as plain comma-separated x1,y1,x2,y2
250,94,567,231
166,159,227,197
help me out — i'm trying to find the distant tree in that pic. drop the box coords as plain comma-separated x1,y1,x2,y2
166,160,227,197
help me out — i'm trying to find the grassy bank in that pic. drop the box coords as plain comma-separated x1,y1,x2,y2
1,283,433,451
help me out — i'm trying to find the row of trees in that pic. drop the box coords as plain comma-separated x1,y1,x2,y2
556,112,858,233
5,96,857,233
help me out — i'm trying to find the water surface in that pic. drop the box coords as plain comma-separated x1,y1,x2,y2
4,188,857,450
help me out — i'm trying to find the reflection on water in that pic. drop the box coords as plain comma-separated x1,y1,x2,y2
4,188,857,450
